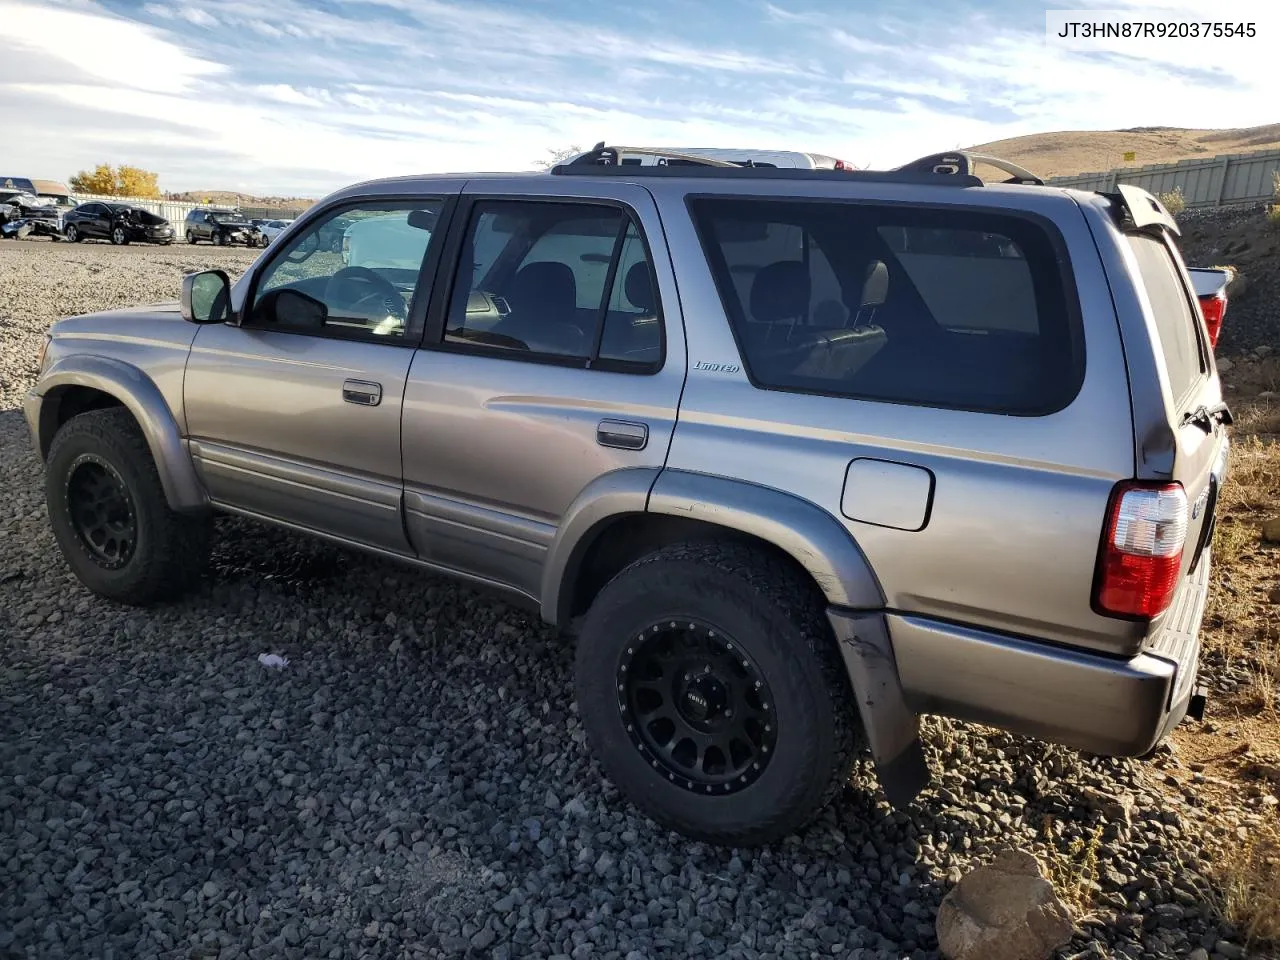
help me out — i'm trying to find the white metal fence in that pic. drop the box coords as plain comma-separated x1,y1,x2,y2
1047,148,1280,208
66,193,307,226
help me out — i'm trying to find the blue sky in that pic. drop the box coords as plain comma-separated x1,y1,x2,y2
3,0,1275,197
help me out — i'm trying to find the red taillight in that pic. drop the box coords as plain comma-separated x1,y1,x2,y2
1093,482,1187,619
1198,293,1226,350
834,160,853,171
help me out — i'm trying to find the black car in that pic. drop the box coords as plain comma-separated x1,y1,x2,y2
62,202,175,245
185,209,264,246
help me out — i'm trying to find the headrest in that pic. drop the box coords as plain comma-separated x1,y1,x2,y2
861,260,889,309
510,261,577,313
749,261,810,323
624,261,656,313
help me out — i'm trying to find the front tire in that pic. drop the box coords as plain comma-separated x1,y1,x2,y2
110,226,129,245
46,409,212,605
214,232,226,246
65,224,80,242
575,542,857,846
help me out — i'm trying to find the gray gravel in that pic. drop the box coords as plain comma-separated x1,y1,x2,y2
0,240,1256,960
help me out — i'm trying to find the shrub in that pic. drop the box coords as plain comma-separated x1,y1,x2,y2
1267,204,1280,228
1157,186,1186,215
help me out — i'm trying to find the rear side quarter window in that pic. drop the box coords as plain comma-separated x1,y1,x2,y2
689,197,1084,415
1124,234,1206,403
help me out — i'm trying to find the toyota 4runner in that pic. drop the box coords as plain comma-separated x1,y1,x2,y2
25,147,1231,846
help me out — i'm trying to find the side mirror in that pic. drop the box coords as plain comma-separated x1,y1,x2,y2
181,270,231,324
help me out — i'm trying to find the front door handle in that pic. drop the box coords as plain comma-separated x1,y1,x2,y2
597,419,648,450
342,379,382,406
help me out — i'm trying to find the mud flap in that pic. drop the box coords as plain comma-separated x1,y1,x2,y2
827,609,930,808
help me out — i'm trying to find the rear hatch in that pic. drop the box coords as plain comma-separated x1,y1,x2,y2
1095,189,1228,669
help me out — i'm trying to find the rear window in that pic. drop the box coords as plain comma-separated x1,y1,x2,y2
1125,235,1204,401
690,198,1083,415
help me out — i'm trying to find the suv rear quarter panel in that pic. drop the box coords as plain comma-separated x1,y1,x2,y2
649,178,1145,655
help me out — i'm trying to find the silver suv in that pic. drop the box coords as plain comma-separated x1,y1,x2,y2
24,147,1230,846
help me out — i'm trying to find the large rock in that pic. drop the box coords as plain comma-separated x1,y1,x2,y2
936,849,1074,960
1263,518,1280,544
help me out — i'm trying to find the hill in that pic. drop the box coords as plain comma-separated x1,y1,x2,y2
167,190,315,214
968,123,1280,180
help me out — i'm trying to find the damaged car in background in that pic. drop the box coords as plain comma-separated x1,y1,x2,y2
184,208,266,246
0,190,65,240
62,201,175,245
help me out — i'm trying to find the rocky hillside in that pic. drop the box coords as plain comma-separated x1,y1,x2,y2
1177,205,1280,356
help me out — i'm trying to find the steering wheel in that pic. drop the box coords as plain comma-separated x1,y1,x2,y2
324,266,406,320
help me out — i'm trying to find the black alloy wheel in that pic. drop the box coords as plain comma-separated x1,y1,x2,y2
64,454,137,569
620,620,778,795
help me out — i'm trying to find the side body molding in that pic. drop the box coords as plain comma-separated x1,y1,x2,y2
647,470,884,609
27,356,209,512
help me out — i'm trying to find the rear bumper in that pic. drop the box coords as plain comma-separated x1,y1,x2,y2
830,556,1207,803
889,555,1207,757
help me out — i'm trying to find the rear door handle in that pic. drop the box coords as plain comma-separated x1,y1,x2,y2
597,419,648,450
342,379,382,406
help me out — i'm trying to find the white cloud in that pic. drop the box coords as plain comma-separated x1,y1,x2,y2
179,5,219,27
254,84,327,107
1,0,1276,194
3,0,224,94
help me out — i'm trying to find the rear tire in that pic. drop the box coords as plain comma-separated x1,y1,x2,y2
575,541,857,846
186,230,196,244
46,409,212,605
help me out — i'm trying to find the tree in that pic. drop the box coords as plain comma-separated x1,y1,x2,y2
116,165,161,199
533,144,584,169
68,163,162,198
69,164,117,195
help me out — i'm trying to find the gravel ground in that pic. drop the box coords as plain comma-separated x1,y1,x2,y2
0,241,1258,960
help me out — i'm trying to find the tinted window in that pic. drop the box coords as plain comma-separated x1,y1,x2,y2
1126,234,1203,401
691,198,1081,415
249,201,442,340
444,200,662,370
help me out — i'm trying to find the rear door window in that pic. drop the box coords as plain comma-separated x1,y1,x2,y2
690,198,1083,415
443,200,664,371
1125,234,1205,403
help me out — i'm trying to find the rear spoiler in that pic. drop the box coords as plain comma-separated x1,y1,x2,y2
1100,183,1181,237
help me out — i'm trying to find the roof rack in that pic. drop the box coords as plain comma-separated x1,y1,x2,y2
561,143,742,168
891,151,1044,185
549,143,1049,188
551,143,985,186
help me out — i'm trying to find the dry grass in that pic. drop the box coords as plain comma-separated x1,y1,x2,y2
969,123,1280,180
1173,375,1280,949
1211,821,1280,947
1038,818,1103,916
1267,204,1280,228
1157,186,1187,215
